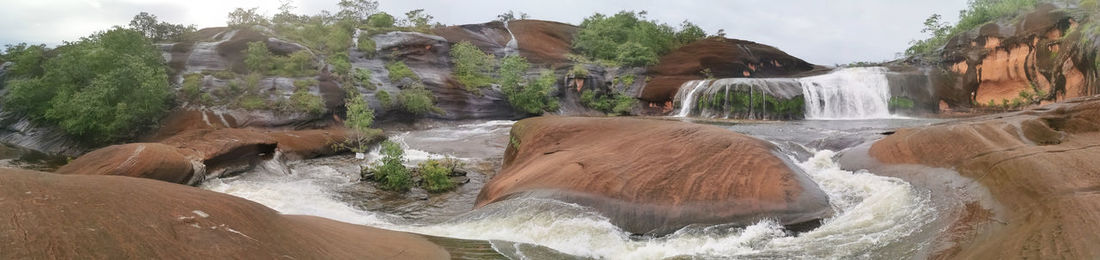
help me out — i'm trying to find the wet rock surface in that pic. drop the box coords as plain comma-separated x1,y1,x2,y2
477,116,832,235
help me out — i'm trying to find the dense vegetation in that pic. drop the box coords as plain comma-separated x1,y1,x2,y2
2,28,172,144
580,90,636,115
367,140,412,191
243,41,316,77
128,12,196,43
450,41,495,92
573,11,707,66
907,0,1040,57
498,55,560,115
418,158,456,192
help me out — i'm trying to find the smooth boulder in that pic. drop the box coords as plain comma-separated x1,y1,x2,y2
869,96,1100,259
56,143,200,184
476,116,831,235
0,168,449,259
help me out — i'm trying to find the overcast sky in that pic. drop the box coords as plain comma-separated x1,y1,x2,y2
0,0,968,65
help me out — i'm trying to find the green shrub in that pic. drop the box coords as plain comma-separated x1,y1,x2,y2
357,36,377,57
293,78,318,90
386,61,418,83
244,41,272,73
205,70,236,80
569,64,589,77
397,84,440,115
2,28,172,144
239,95,267,110
354,68,372,88
244,41,315,77
450,41,495,92
418,159,455,193
0,43,48,79
181,73,203,101
376,90,393,109
573,11,701,66
243,72,262,94
367,12,396,28
907,0,1037,57
278,50,315,77
888,96,915,109
581,90,636,115
343,91,378,153
369,140,411,191
290,89,325,114
499,56,559,114
327,52,351,76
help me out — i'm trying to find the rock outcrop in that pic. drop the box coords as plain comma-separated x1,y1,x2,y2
641,37,819,104
868,96,1100,259
931,4,1098,110
476,117,831,235
509,20,579,65
0,168,449,259
59,128,351,185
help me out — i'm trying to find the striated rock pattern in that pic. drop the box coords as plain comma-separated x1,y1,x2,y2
476,116,831,235
869,96,1100,259
0,168,449,259
56,143,200,184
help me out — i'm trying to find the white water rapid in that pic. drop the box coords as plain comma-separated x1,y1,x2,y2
674,80,709,117
201,120,937,259
800,67,893,120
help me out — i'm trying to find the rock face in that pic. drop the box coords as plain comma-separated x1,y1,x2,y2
869,96,1100,259
476,117,831,235
509,20,579,64
60,128,351,185
641,37,819,104
56,143,200,184
932,4,1097,110
0,168,449,259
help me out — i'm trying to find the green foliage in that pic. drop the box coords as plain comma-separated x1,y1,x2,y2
244,41,315,77
181,73,203,101
204,70,236,80
227,7,269,28
615,74,636,87
888,96,916,109
369,140,411,191
327,52,351,76
581,90,636,115
396,83,440,115
907,0,1038,57
569,64,589,77
280,50,315,77
342,91,379,153
1,43,48,79
336,0,379,23
367,12,396,28
357,36,377,57
401,9,435,33
3,28,172,144
128,12,196,42
353,68,373,89
450,41,495,92
376,90,393,110
499,56,559,114
386,61,419,83
291,89,325,114
239,96,267,110
418,159,455,193
573,11,703,66
244,41,272,73
294,78,318,89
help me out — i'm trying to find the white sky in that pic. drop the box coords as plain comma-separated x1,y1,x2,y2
0,0,969,65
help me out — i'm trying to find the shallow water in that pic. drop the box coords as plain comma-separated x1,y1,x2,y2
201,118,954,259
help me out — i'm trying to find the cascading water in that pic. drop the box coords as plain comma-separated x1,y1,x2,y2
184,29,238,75
800,67,893,119
200,120,940,259
671,67,895,120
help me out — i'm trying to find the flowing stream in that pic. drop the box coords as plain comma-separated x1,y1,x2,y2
200,117,948,259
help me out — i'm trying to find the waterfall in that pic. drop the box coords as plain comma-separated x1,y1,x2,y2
671,67,893,120
799,67,892,120
503,21,519,56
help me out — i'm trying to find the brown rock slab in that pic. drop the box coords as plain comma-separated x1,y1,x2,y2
869,96,1100,259
476,116,831,234
0,168,448,259
56,143,199,184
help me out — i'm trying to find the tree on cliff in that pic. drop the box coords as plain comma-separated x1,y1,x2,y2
227,7,269,28
336,0,379,23
450,41,495,92
906,0,1038,58
128,12,196,42
498,55,559,115
2,28,172,144
573,11,707,66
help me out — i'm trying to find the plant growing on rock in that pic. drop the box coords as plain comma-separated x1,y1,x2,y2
499,56,560,115
181,73,203,101
581,90,636,116
357,36,377,57
376,90,393,110
227,7,269,28
396,83,441,115
368,140,411,191
386,61,419,83
450,41,495,92
574,11,704,66
367,12,396,28
342,91,382,153
418,159,455,193
291,89,325,115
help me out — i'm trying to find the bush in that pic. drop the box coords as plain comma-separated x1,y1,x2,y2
205,70,236,80
244,41,315,77
906,0,1037,57
569,64,589,77
450,41,495,92
397,84,440,115
244,41,272,73
327,52,351,76
357,36,377,57
499,56,559,114
0,43,48,79
888,96,915,109
367,12,396,28
343,91,378,153
293,78,318,89
418,159,455,193
386,61,418,83
2,28,172,144
369,140,411,191
181,73,203,101
290,89,325,114
376,90,393,110
239,96,267,110
279,50,315,77
573,11,702,66
227,7,269,28
581,90,636,115
354,68,373,88
128,12,196,42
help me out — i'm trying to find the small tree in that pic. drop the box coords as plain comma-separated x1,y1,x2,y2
419,159,455,192
402,9,434,32
244,41,272,73
227,7,269,28
366,12,396,28
450,41,495,92
397,83,440,115
370,140,411,191
343,91,380,153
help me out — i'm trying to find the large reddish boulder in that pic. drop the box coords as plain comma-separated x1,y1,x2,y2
869,96,1100,259
0,168,449,259
509,20,579,64
476,117,831,234
56,143,199,184
641,37,819,103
